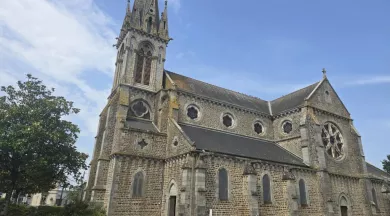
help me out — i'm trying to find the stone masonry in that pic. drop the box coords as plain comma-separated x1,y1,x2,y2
84,1,390,215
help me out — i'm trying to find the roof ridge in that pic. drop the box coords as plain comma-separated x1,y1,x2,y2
165,70,268,102
271,82,320,103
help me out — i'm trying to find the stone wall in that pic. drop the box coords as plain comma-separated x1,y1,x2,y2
176,93,273,140
109,156,164,216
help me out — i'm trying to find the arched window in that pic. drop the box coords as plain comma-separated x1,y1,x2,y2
132,171,144,197
147,17,152,33
262,174,272,204
134,43,153,86
219,168,228,201
299,179,308,206
372,188,379,211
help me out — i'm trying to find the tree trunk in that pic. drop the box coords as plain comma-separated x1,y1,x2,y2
2,191,12,216
58,187,64,206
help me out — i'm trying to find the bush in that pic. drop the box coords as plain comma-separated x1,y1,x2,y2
3,202,105,216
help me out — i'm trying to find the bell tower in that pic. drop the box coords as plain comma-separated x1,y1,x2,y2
112,0,171,92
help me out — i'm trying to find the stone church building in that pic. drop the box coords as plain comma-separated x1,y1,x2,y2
84,1,390,215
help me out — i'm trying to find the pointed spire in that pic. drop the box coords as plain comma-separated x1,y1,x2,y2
159,0,169,39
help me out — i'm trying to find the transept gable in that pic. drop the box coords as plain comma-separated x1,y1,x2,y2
306,79,351,119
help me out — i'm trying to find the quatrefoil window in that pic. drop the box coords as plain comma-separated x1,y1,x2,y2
130,101,150,119
321,122,345,160
138,139,148,149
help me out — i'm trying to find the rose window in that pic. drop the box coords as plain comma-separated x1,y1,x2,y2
254,122,263,134
282,121,293,134
187,106,199,120
321,122,345,160
222,114,233,128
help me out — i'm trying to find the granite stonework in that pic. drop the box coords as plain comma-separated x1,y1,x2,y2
84,1,390,215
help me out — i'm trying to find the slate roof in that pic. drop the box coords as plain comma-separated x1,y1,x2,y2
270,82,319,115
180,124,306,166
366,162,390,180
125,118,159,133
166,71,271,115
165,70,320,116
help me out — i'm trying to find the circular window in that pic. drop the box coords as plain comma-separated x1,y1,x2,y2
172,136,179,147
186,105,200,120
282,121,293,134
254,122,264,135
322,122,345,160
131,101,150,119
222,113,234,128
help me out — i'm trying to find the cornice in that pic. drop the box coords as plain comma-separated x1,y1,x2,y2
117,27,170,47
311,106,352,121
177,89,272,119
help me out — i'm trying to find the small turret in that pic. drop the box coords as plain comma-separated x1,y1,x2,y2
159,0,169,40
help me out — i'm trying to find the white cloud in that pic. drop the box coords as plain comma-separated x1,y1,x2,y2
346,76,390,86
0,0,117,155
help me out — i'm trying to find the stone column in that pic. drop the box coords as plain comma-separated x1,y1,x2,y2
194,157,207,216
243,163,258,216
179,155,193,216
283,168,298,216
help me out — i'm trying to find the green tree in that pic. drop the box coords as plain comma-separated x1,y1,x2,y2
383,155,390,174
0,74,88,215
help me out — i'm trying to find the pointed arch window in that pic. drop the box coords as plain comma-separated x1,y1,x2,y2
147,17,152,33
372,188,379,211
219,168,228,201
262,174,272,204
134,43,153,86
132,171,144,197
299,179,308,206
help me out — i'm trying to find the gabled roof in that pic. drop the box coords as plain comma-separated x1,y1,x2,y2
165,71,271,115
180,123,306,166
271,82,319,115
366,162,390,180
165,70,321,116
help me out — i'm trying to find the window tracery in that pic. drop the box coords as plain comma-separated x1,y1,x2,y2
222,113,234,128
187,105,199,120
254,122,264,135
282,121,293,134
321,122,345,160
134,42,153,86
128,100,150,120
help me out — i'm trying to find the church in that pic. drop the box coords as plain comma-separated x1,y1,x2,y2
84,1,390,215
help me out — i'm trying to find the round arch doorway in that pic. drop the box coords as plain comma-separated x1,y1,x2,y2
167,183,178,216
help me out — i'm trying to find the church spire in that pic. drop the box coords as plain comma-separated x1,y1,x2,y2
159,0,169,40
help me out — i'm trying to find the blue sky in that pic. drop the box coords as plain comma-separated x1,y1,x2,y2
0,0,389,169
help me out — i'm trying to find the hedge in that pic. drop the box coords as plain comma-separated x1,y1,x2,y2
1,201,105,216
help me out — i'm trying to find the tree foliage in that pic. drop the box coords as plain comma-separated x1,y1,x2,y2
0,74,88,202
383,155,390,174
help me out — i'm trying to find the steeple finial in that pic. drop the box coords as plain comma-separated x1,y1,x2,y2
322,68,327,79
127,0,131,13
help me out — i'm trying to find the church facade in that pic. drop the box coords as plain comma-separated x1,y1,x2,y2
84,1,390,215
